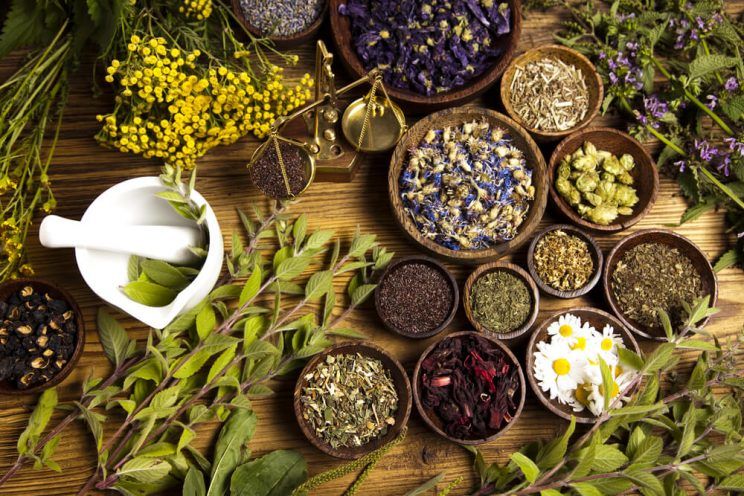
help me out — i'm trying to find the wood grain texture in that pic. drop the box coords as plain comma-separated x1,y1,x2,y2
0,5,743,496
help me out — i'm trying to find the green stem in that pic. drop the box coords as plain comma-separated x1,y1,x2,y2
645,125,686,155
698,166,744,210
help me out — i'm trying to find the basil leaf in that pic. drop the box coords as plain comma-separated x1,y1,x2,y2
229,450,307,496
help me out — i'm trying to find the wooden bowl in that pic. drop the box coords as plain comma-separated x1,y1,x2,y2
388,107,548,265
329,0,522,112
527,224,603,299
293,341,412,459
548,127,659,233
230,0,328,49
463,262,538,344
0,279,85,395
500,45,603,142
525,307,640,424
413,331,526,445
603,229,718,341
374,256,458,339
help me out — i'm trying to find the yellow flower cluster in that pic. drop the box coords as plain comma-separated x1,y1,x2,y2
179,0,213,20
96,36,313,169
1,218,34,278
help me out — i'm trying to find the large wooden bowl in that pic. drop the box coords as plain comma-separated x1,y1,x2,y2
548,127,658,233
525,307,640,424
388,107,548,265
500,45,603,142
329,0,522,112
413,331,526,445
603,229,718,341
230,0,328,49
463,261,538,345
0,279,85,395
293,341,412,459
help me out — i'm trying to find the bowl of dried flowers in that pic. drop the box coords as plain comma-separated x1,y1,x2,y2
413,331,525,445
525,308,641,424
0,279,85,395
231,0,329,49
330,0,522,111
389,107,548,265
500,45,603,142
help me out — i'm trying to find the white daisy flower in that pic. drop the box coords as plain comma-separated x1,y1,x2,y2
592,324,624,365
533,340,584,405
546,313,584,345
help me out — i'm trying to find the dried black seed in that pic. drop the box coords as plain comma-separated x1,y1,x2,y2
249,141,309,199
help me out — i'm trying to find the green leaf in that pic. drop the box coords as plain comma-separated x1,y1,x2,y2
275,256,312,281
643,343,676,372
510,452,540,483
617,348,644,371
118,457,172,484
688,54,739,80
247,384,274,396
540,490,563,496
656,308,673,341
609,402,665,417
623,469,664,496
719,474,744,491
305,230,334,250
239,267,262,306
293,214,308,250
304,271,333,301
572,482,604,496
570,445,595,479
538,417,575,469
589,477,632,495
174,334,239,379
196,304,216,341
207,409,258,496
677,200,716,226
630,436,663,468
351,284,377,306
208,346,237,383
677,405,697,458
122,281,177,307
348,233,376,258
713,248,740,272
97,308,132,368
211,284,242,300
128,255,142,281
677,339,719,351
140,260,190,290
591,445,628,472
326,328,367,339
403,473,446,496
0,1,63,57
229,450,307,496
75,402,104,451
184,466,206,496
138,442,176,459
17,388,57,455
599,357,614,411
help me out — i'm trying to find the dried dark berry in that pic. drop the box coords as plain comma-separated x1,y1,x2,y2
48,299,69,313
0,301,7,319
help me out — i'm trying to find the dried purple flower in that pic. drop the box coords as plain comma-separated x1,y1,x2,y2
724,77,739,92
706,94,718,110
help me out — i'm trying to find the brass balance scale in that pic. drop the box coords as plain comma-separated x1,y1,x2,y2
248,41,407,198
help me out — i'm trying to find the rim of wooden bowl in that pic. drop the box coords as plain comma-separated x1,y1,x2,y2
526,224,604,299
328,0,522,112
603,228,719,341
293,341,412,459
500,44,603,142
413,331,526,445
0,278,86,396
230,0,328,49
525,307,640,424
388,107,548,266
463,261,539,342
374,256,459,339
548,127,659,233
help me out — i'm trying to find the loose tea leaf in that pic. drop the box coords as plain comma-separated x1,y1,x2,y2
470,270,532,333
533,230,594,291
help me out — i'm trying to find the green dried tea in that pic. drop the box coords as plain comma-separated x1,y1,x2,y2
533,230,594,291
300,353,398,449
470,270,532,334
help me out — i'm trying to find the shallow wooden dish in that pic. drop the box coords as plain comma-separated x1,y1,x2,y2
293,341,412,459
230,0,328,49
548,127,658,233
413,331,526,445
388,107,548,265
463,262,538,345
329,0,522,112
527,224,603,299
500,45,603,142
0,279,85,395
525,307,640,424
603,229,718,341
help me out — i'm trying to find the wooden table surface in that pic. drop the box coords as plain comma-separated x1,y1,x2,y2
1,4,743,496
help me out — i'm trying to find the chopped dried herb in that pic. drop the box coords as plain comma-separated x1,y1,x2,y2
419,333,520,440
533,230,594,292
611,242,704,334
339,0,511,95
470,270,531,334
0,286,78,389
300,353,399,449
239,0,324,37
249,141,309,199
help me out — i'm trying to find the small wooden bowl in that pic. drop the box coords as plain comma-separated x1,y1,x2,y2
463,262,538,344
500,45,603,142
329,0,522,112
0,279,85,395
293,341,412,459
388,107,548,265
525,307,640,424
413,331,526,445
603,229,718,341
230,0,328,49
374,256,458,339
548,127,659,233
527,224,603,299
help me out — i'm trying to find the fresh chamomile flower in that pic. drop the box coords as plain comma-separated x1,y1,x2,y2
592,324,624,364
547,313,584,345
533,340,585,405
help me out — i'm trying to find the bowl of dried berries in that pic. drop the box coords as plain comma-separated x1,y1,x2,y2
548,128,658,233
389,107,548,265
500,45,603,142
294,341,412,459
231,0,328,49
330,0,521,111
0,279,85,394
413,331,525,445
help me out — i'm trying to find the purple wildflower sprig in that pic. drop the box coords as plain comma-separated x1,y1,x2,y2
669,11,724,51
597,42,646,104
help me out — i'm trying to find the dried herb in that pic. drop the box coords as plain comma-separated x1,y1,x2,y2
300,353,399,449
555,141,639,225
339,0,511,95
400,120,534,250
239,0,324,37
533,229,594,291
470,270,531,334
249,141,309,199
0,286,77,389
377,262,454,335
612,242,704,333
419,334,520,440
510,57,589,132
